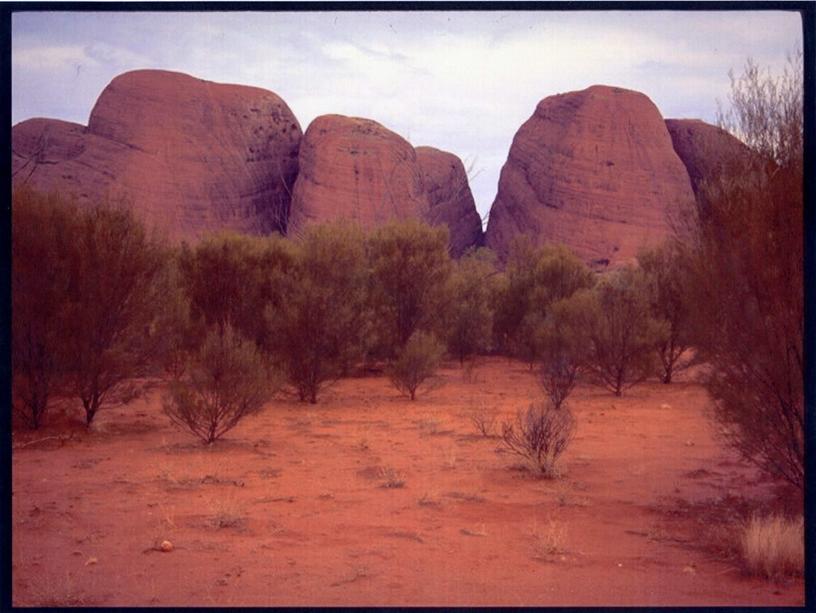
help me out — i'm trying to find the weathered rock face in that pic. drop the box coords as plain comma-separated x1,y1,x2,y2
288,115,430,236
415,146,483,256
12,69,301,241
665,118,754,205
485,85,696,268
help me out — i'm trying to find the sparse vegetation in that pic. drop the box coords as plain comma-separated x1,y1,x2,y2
501,401,576,478
460,523,488,537
442,444,458,469
207,496,246,529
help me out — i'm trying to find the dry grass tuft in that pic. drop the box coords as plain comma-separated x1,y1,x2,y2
207,497,246,529
528,519,567,558
469,406,498,438
418,491,442,508
417,418,442,436
24,571,91,607
445,490,486,503
460,523,488,537
442,445,458,469
377,466,406,489
740,514,803,579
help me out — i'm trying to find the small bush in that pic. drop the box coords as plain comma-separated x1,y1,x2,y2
470,407,498,437
163,327,273,444
501,401,576,477
388,331,445,400
740,514,803,579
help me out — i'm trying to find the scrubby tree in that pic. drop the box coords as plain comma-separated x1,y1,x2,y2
492,238,539,359
11,189,77,428
179,232,294,348
638,244,693,383
367,220,452,356
536,294,593,409
151,255,202,379
388,330,445,400
163,326,273,444
61,203,167,426
446,248,496,364
268,223,369,403
580,267,667,396
679,54,803,489
493,239,594,365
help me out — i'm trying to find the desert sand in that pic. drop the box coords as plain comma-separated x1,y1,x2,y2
11,358,803,606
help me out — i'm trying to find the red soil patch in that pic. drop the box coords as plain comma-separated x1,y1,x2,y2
11,358,803,606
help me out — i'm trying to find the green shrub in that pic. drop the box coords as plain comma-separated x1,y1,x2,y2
163,327,273,444
268,222,369,403
493,239,594,365
536,294,593,409
388,331,445,400
367,220,452,357
638,244,693,383
580,268,667,396
446,248,496,364
11,189,77,428
61,202,167,425
179,232,294,349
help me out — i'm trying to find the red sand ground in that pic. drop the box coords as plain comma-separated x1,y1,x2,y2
11,358,803,606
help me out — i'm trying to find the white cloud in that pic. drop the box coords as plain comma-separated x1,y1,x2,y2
85,42,151,69
12,44,96,71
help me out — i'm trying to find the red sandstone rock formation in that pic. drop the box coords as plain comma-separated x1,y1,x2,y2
288,115,430,236
665,118,754,206
12,69,301,241
415,146,483,256
485,85,696,268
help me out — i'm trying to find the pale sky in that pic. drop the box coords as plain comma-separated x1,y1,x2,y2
11,10,803,224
